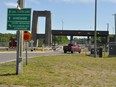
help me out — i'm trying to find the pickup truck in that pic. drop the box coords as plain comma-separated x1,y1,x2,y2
63,44,81,53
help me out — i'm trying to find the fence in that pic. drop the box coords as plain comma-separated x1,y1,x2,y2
0,42,9,47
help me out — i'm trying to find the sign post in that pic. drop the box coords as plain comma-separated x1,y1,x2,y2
30,40,34,51
24,42,28,65
23,31,32,65
6,0,31,75
16,0,24,75
16,30,23,74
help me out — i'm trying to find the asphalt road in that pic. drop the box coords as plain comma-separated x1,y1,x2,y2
0,50,63,63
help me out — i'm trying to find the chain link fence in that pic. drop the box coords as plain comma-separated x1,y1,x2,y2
0,42,9,47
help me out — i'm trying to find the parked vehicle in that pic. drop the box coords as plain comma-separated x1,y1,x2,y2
63,44,81,53
9,37,17,48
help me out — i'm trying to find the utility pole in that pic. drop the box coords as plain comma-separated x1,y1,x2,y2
94,0,97,57
107,23,109,55
114,14,116,43
16,0,24,75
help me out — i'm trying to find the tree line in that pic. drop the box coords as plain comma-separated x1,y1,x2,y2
0,33,16,42
0,33,68,46
0,33,115,45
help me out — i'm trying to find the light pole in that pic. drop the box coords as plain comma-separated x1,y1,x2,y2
16,0,24,75
107,23,109,54
94,0,97,57
113,14,116,43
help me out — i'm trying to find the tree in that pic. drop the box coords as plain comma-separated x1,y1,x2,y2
53,36,68,45
0,33,16,47
0,33,16,42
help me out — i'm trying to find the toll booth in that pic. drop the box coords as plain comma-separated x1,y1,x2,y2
9,37,17,48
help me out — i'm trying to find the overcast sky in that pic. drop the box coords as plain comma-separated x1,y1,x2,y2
1,0,116,34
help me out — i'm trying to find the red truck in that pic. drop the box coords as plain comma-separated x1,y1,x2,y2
63,44,81,53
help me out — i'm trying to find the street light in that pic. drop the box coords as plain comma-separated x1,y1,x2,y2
94,0,97,57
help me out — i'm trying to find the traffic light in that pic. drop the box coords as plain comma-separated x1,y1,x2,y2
23,31,32,42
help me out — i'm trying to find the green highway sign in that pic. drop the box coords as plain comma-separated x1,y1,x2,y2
7,8,31,30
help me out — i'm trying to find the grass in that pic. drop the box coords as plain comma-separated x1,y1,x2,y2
0,54,116,87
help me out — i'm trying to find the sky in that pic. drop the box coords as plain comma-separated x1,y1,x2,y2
1,0,116,34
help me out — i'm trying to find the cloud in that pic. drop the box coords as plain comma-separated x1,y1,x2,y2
4,2,17,7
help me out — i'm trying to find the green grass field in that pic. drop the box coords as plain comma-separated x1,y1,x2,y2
0,54,116,87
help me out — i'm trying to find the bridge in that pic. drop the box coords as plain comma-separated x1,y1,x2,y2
52,30,109,45
36,30,109,45
36,30,108,37
52,30,108,36
31,10,109,46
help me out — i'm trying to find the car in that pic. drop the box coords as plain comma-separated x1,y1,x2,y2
63,44,81,53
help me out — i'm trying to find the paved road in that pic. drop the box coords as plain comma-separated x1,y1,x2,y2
0,50,63,63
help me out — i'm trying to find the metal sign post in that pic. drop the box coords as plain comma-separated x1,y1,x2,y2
16,31,23,74
16,0,24,75
25,42,28,65
23,31,32,65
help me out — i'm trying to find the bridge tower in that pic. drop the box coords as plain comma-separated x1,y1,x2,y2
31,11,52,47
